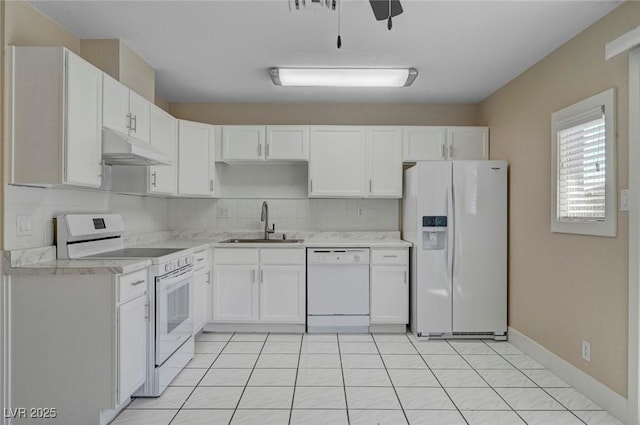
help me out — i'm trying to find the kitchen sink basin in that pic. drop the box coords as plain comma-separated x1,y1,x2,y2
220,238,304,244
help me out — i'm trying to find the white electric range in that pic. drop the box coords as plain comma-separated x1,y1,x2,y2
56,213,196,397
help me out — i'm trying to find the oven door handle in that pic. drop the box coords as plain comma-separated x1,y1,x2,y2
157,265,194,286
157,274,193,293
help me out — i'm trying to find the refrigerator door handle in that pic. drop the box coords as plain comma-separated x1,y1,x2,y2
446,184,454,277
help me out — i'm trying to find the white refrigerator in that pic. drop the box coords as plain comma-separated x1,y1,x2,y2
403,161,507,339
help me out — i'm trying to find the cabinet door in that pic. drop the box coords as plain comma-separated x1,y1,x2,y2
259,266,305,324
447,127,489,160
212,265,259,322
64,51,103,187
366,127,402,198
149,106,177,195
129,91,151,144
102,73,130,136
309,126,365,197
370,266,408,324
118,295,147,405
222,126,265,161
402,127,446,161
194,271,208,331
178,120,213,196
266,126,309,161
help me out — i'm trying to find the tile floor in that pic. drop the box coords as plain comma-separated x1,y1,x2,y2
110,332,624,425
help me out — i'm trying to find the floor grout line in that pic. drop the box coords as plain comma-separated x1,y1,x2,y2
372,333,411,425
287,333,304,425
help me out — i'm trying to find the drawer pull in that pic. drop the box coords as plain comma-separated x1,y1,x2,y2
383,255,398,258
131,279,145,286
197,258,205,262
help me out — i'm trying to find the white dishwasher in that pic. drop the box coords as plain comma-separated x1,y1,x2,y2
307,248,370,333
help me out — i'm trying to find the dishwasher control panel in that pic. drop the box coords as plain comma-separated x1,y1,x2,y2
307,249,370,265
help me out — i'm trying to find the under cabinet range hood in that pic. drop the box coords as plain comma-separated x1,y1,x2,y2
101,128,172,166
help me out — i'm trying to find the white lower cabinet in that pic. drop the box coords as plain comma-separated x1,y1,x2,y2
213,265,260,322
370,248,409,325
9,267,149,425
260,266,306,323
117,294,147,406
212,248,305,324
193,249,212,331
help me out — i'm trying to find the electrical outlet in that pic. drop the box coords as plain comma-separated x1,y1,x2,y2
218,207,230,219
16,214,32,236
581,339,591,362
356,206,364,218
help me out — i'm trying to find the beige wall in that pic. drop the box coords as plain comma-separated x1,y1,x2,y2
80,39,155,102
480,2,638,396
118,41,155,102
169,103,480,126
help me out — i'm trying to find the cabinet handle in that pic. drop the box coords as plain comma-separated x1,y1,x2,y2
369,180,372,192
266,143,270,157
206,271,211,285
441,143,445,158
126,113,132,130
383,255,398,258
151,171,157,187
404,271,407,284
210,179,214,193
145,301,150,319
131,279,145,286
258,143,262,156
251,270,256,283
132,115,137,132
260,269,264,283
310,180,313,192
449,144,453,158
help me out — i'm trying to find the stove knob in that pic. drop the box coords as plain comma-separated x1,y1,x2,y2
164,264,170,273
178,259,183,267
187,255,194,264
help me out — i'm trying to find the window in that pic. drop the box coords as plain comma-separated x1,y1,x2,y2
551,88,616,237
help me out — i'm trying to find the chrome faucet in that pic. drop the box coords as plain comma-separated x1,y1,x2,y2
260,201,275,240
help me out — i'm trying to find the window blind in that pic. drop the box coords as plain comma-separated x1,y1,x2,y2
557,106,606,222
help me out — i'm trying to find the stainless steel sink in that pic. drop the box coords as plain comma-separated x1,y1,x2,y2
219,238,304,244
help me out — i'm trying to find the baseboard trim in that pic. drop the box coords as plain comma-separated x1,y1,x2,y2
508,327,627,423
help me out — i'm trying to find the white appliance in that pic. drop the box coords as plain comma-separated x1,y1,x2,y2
403,161,507,339
307,248,370,333
56,214,195,396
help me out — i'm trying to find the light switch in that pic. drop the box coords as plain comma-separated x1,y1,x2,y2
16,214,32,236
621,189,629,212
218,207,230,219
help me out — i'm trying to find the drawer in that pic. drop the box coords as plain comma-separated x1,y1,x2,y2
214,248,258,265
118,268,147,303
371,249,408,265
260,248,305,265
193,249,209,271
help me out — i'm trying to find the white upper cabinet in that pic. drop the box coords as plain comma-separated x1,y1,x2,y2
178,120,216,197
102,74,151,144
265,126,309,161
402,126,489,161
222,126,265,161
403,127,446,161
148,106,178,195
309,126,365,198
366,127,403,198
10,47,103,188
222,125,309,162
447,126,489,160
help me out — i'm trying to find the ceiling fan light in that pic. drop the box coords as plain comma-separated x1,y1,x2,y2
270,67,418,87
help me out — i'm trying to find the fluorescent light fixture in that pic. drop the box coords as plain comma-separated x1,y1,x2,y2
270,67,418,87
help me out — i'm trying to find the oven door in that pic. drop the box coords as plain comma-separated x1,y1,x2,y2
156,265,194,366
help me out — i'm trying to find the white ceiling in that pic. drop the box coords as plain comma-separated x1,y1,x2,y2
29,0,623,104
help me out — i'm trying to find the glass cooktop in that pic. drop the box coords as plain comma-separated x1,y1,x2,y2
86,248,185,259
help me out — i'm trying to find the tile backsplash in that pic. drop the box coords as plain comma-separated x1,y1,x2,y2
5,185,401,250
168,198,400,233
5,185,169,250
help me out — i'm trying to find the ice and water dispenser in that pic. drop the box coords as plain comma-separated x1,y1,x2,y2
422,216,447,250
